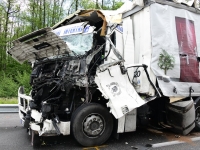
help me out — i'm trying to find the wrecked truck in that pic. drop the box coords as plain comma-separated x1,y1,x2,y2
7,0,200,147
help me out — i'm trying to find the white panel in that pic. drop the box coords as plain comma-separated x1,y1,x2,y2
125,109,137,132
130,7,156,96
57,122,70,135
123,17,135,83
116,30,124,57
31,109,42,122
33,120,71,136
30,123,40,131
117,116,125,133
123,17,135,65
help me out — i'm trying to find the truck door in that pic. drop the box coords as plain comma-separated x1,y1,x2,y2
175,17,200,82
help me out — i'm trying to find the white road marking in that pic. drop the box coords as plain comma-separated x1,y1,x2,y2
146,136,200,148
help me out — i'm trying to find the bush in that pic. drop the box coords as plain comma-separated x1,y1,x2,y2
0,58,32,98
15,71,31,94
0,71,31,97
0,74,19,97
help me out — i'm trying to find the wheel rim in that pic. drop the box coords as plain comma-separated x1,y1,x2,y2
196,106,200,125
83,114,105,137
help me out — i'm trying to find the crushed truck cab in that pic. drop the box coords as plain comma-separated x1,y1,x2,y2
8,0,200,147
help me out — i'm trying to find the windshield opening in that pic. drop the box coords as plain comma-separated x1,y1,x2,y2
60,33,93,55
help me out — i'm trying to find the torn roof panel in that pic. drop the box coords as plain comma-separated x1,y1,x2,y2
52,10,122,36
7,28,71,63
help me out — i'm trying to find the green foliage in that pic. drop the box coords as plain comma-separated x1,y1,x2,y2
79,0,96,9
0,73,19,97
103,1,124,10
15,71,31,94
3,61,31,77
158,49,175,75
0,70,31,97
68,0,124,13
0,61,31,98
113,1,124,9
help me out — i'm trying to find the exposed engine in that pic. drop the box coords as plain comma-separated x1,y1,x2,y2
28,33,106,124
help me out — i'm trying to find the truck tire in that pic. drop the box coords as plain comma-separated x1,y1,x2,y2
31,130,42,148
195,100,200,131
71,103,113,146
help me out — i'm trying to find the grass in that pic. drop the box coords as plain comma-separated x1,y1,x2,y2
0,98,18,104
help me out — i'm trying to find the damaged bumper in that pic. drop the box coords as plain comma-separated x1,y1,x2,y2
30,110,70,136
18,86,70,136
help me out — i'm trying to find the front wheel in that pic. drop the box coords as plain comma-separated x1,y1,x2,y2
71,103,113,146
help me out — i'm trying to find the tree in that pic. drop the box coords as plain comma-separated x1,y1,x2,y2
158,49,175,75
79,0,96,9
0,0,20,69
67,0,124,13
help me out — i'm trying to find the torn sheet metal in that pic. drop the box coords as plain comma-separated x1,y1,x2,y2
95,64,146,119
194,0,200,10
8,28,71,63
30,119,70,136
37,119,70,136
79,10,109,36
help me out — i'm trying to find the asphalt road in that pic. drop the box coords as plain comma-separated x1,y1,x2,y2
1,113,200,150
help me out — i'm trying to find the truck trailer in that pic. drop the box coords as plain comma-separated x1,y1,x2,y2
7,0,200,147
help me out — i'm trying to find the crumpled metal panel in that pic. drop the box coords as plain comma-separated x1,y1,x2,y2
7,28,71,63
95,64,146,119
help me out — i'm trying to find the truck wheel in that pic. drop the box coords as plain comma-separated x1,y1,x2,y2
31,130,42,148
195,100,200,131
71,103,113,146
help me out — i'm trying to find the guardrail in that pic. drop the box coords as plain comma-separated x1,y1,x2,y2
0,104,18,113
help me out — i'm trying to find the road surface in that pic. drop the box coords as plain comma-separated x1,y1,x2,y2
0,113,200,150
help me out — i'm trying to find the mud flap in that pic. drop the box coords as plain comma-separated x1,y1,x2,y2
95,64,146,119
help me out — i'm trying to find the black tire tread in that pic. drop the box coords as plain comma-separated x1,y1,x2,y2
71,103,113,146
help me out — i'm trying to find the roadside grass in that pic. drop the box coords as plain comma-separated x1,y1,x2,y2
0,98,18,104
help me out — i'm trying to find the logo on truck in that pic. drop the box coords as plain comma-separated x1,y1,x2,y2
106,82,121,96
